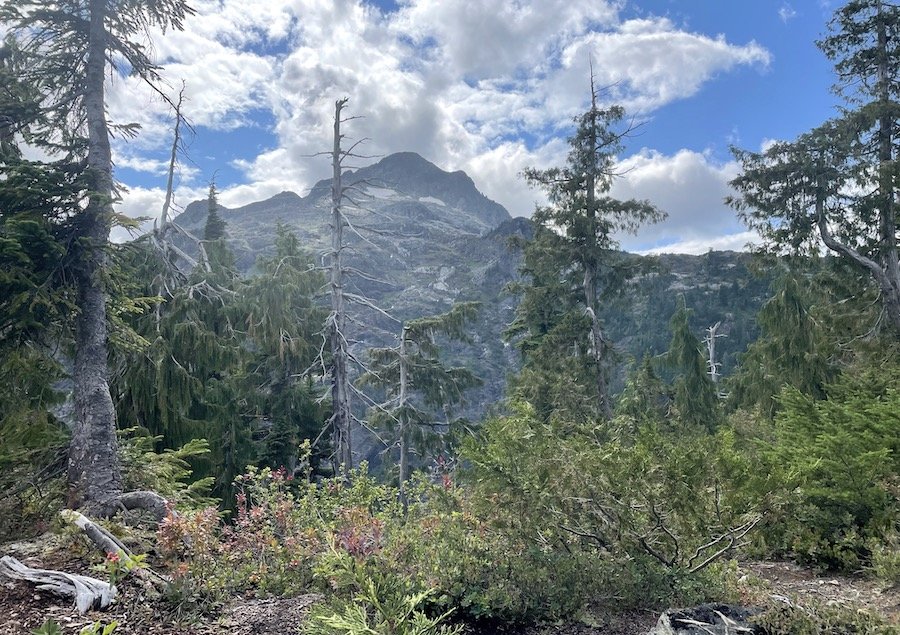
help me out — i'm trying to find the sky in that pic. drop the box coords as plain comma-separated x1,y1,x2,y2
106,0,845,253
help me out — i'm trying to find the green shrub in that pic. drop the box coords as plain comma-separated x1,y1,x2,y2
306,546,462,635
746,363,900,571
868,529,900,586
460,402,753,614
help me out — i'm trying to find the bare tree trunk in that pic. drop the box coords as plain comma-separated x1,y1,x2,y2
67,0,123,509
705,321,722,384
584,267,612,419
398,324,409,497
329,98,353,477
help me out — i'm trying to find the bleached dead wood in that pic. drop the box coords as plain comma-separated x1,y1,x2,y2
60,509,170,589
0,555,115,614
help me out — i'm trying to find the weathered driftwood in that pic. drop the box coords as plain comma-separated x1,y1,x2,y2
60,509,170,589
647,604,761,635
0,555,115,614
61,509,130,557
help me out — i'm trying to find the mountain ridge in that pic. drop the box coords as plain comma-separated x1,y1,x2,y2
173,151,771,419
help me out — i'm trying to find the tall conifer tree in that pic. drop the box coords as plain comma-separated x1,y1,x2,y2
731,0,900,334
1,0,194,513
511,79,664,420
361,302,481,493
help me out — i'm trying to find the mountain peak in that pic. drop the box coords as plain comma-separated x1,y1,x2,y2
345,152,510,228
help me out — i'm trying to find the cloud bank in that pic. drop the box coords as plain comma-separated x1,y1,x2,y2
109,0,770,253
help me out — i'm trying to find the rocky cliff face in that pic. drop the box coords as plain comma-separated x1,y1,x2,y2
176,152,525,420
175,152,770,423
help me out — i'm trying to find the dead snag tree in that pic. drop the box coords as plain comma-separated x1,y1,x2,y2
328,98,354,477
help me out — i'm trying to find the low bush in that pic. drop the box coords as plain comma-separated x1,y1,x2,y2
725,361,900,573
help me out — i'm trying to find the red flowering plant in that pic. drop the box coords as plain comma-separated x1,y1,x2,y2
92,548,148,588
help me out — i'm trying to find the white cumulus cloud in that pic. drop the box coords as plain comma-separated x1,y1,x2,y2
105,0,771,251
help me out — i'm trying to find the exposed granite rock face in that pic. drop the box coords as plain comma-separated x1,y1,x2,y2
173,152,771,430
648,604,762,635
175,153,524,426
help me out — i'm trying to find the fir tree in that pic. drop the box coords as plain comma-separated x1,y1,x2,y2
203,180,227,241
361,302,481,491
511,78,664,420
239,225,329,474
730,0,900,334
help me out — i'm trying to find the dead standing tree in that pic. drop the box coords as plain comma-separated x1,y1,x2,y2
704,321,725,385
328,98,354,477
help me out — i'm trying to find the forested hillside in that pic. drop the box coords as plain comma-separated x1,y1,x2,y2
0,1,898,635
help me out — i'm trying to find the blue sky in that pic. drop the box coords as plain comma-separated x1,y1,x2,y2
108,0,846,253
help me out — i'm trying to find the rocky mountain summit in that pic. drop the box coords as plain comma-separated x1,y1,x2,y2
176,152,525,414
175,152,770,418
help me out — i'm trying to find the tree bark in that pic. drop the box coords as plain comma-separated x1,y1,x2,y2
875,0,900,333
398,324,409,498
329,98,353,477
705,322,722,384
67,0,124,509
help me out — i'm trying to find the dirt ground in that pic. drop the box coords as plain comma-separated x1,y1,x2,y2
1,534,898,635
742,560,900,624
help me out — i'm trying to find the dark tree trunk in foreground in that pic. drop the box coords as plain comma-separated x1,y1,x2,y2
67,0,123,509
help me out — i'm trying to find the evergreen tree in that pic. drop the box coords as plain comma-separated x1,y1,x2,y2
203,181,227,241
114,226,328,505
239,226,329,474
361,302,481,491
665,297,720,432
727,267,837,418
730,0,900,334
511,80,664,420
114,237,246,502
614,355,671,428
1,0,194,513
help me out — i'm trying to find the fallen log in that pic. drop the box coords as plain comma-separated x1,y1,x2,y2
60,509,170,590
0,555,115,614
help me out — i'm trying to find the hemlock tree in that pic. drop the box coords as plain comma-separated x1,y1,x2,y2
512,81,664,420
1,0,195,514
360,302,481,492
727,268,837,419
666,296,720,432
239,226,328,474
115,225,327,503
730,0,900,334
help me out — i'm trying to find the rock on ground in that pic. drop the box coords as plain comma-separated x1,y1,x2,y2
647,603,761,635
